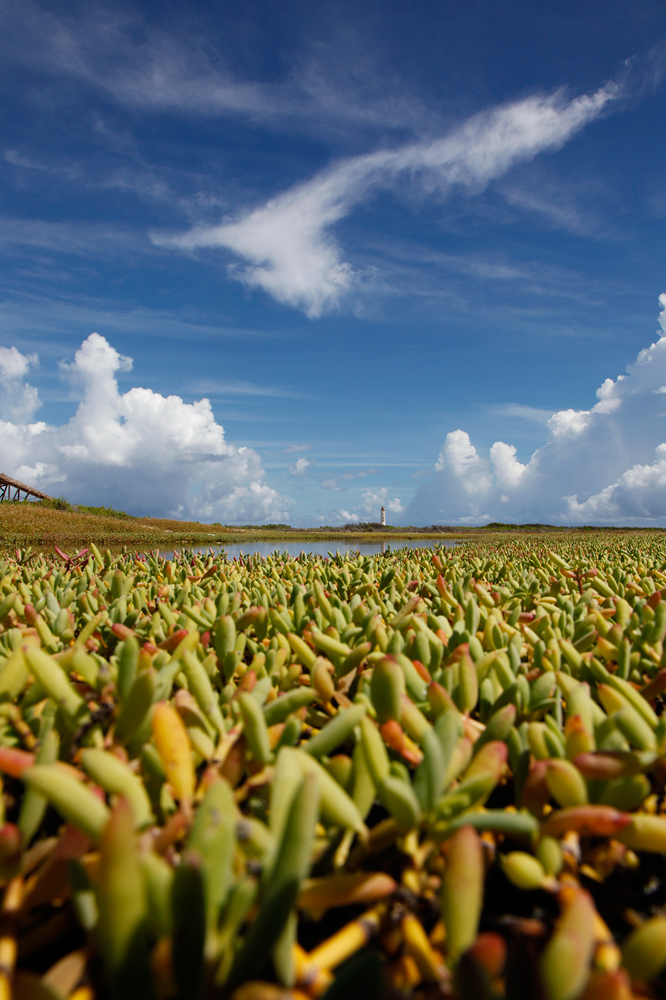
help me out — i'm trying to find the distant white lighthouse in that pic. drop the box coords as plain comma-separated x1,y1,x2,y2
380,506,386,526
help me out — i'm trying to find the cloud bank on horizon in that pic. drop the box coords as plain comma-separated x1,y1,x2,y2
157,79,621,317
3,294,666,526
404,294,666,526
0,334,288,523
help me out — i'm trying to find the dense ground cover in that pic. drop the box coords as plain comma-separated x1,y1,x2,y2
1,537,666,998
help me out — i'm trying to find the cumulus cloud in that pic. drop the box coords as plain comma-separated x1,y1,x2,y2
361,488,404,517
403,293,666,526
0,333,289,523
322,486,405,526
489,442,528,490
289,457,310,476
435,431,493,494
157,79,621,316
565,445,666,520
0,347,40,422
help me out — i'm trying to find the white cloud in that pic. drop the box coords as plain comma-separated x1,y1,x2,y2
593,377,623,414
157,80,621,315
565,444,666,520
403,293,666,526
489,442,528,490
323,486,405,526
0,333,289,522
361,488,404,517
338,511,359,523
289,457,310,476
435,431,493,494
546,408,591,436
0,346,40,422
0,346,37,381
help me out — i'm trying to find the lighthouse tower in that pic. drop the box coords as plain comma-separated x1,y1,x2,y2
380,506,386,526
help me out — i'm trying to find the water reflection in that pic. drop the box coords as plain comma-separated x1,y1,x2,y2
161,538,460,560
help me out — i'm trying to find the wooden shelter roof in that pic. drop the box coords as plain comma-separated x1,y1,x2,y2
0,473,52,501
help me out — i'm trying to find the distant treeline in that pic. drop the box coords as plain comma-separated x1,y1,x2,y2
335,521,666,533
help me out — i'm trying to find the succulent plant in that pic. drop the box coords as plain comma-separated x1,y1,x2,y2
0,536,666,997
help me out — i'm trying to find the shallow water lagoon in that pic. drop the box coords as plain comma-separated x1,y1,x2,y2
166,537,462,560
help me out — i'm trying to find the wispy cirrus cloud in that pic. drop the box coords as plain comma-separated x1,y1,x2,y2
3,144,185,209
189,378,304,400
0,1,434,140
283,443,310,454
489,403,555,424
500,182,604,237
156,79,623,316
0,289,271,352
322,468,380,491
0,3,270,118
0,217,148,258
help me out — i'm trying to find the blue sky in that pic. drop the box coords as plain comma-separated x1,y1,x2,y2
1,0,666,525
